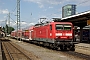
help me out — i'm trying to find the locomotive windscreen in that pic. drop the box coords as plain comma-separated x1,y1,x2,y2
56,24,63,30
64,24,71,30
56,24,71,30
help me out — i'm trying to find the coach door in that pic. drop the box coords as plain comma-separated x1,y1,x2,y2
50,25,53,38
29,30,33,40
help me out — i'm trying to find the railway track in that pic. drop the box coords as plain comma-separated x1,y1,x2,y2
18,40,90,60
2,41,34,60
30,41,90,60
63,51,90,60
2,38,90,60
22,40,90,60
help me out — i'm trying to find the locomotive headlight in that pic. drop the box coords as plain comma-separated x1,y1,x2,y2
56,33,62,36
65,33,72,36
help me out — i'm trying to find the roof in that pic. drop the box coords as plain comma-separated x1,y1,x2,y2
61,10,90,20
61,10,90,27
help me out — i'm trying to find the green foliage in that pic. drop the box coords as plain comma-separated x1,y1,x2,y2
3,24,15,34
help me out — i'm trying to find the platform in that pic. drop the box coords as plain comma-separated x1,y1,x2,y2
75,43,90,48
75,43,90,55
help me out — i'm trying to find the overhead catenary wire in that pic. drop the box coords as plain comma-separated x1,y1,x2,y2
5,0,17,25
10,16,16,24
12,5,17,13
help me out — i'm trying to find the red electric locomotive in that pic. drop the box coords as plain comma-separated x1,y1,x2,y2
31,22,75,51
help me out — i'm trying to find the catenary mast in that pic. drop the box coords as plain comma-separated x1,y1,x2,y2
17,0,20,40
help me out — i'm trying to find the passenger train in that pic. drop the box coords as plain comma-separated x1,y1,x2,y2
11,21,75,51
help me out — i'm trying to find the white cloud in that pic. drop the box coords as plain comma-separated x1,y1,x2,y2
39,15,48,19
76,0,90,7
52,14,62,18
0,20,5,22
49,6,53,9
39,4,44,8
0,9,9,14
10,21,35,29
4,16,7,19
64,0,90,7
10,21,16,27
28,23,35,26
23,0,64,8
0,20,6,27
43,9,47,11
30,0,62,4
21,22,35,29
23,0,90,7
47,0,62,5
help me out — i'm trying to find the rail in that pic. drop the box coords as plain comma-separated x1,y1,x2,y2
2,41,32,60
9,42,32,60
3,42,14,60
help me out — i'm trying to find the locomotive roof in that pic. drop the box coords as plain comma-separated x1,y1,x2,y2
34,21,50,26
35,23,42,26
34,21,72,27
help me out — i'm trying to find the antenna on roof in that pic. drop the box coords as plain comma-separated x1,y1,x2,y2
40,18,47,23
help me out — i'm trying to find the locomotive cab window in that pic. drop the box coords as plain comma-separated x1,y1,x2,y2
64,24,71,30
56,24,63,30
55,24,71,30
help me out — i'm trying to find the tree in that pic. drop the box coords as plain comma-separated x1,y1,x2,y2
8,26,15,34
3,24,15,34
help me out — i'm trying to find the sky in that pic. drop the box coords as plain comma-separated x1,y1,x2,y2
0,0,90,29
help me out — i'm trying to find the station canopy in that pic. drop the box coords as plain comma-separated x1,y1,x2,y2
61,10,90,27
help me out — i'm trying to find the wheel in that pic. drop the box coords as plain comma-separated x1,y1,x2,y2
60,46,64,51
70,47,75,51
60,45,67,51
49,44,55,49
69,45,75,51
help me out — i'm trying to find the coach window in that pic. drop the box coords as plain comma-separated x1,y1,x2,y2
50,25,52,30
